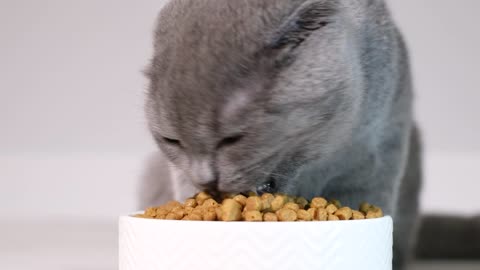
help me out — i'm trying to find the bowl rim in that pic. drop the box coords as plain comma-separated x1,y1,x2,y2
120,211,392,224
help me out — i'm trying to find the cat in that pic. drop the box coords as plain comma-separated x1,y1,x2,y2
141,0,421,269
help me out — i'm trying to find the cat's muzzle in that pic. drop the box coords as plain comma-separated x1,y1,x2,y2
256,178,277,194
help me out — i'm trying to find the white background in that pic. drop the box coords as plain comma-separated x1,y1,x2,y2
1,0,480,222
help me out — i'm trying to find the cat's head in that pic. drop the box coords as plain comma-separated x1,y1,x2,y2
146,0,369,195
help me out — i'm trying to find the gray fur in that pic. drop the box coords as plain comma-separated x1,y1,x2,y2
142,0,421,269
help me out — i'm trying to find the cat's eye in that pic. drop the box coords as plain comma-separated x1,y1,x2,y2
217,134,244,148
161,136,181,146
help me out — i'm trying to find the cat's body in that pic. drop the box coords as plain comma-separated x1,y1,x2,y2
142,0,421,269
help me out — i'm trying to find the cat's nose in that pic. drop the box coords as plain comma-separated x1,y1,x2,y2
190,159,218,191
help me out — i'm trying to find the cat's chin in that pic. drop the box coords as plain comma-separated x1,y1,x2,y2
216,181,256,195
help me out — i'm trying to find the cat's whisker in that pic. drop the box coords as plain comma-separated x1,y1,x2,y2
257,170,290,181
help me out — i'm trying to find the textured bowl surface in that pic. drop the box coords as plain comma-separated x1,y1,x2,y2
119,214,392,270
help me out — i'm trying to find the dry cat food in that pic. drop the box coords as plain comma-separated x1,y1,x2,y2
135,191,384,222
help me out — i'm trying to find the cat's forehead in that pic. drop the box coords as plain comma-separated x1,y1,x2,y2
155,81,263,137
222,91,251,121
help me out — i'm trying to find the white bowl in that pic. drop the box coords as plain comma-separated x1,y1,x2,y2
119,214,392,270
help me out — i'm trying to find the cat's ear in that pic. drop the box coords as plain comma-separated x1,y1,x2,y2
265,0,337,63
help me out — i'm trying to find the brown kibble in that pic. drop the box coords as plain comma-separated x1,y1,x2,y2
328,214,340,221
335,207,353,220
271,195,288,212
245,196,263,211
352,210,365,220
203,210,217,221
184,206,194,215
156,208,169,217
191,208,204,219
311,197,328,208
277,208,297,221
157,213,167,219
261,193,275,211
297,209,313,221
244,210,263,221
247,191,257,197
329,199,342,208
184,198,197,208
145,207,157,217
366,206,384,219
325,204,338,215
195,191,212,205
215,207,223,220
203,198,219,208
135,214,153,219
162,201,182,212
263,212,278,222
261,193,274,200
171,208,186,219
207,206,217,212
165,212,180,220
137,191,384,222
185,213,202,221
359,202,372,214
295,197,309,209
171,205,184,212
284,202,300,212
233,194,248,206
220,199,242,221
316,208,328,221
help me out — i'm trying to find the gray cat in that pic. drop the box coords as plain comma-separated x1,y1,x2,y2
141,0,421,269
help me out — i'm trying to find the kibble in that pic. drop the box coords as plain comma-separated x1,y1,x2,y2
244,210,263,221
136,191,384,222
297,209,313,221
220,199,242,221
277,208,297,222
316,208,328,221
184,198,197,208
203,198,219,208
359,202,372,214
203,209,217,221
233,194,248,206
328,214,340,221
366,206,384,219
271,195,288,212
145,207,157,217
311,197,328,208
352,210,365,220
165,212,179,220
195,191,211,206
307,208,317,220
263,212,278,222
261,193,275,211
245,196,263,211
295,197,309,209
334,207,353,220
284,202,300,212
325,204,338,215
329,199,342,209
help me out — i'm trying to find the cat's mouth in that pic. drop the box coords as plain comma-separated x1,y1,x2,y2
256,177,277,194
